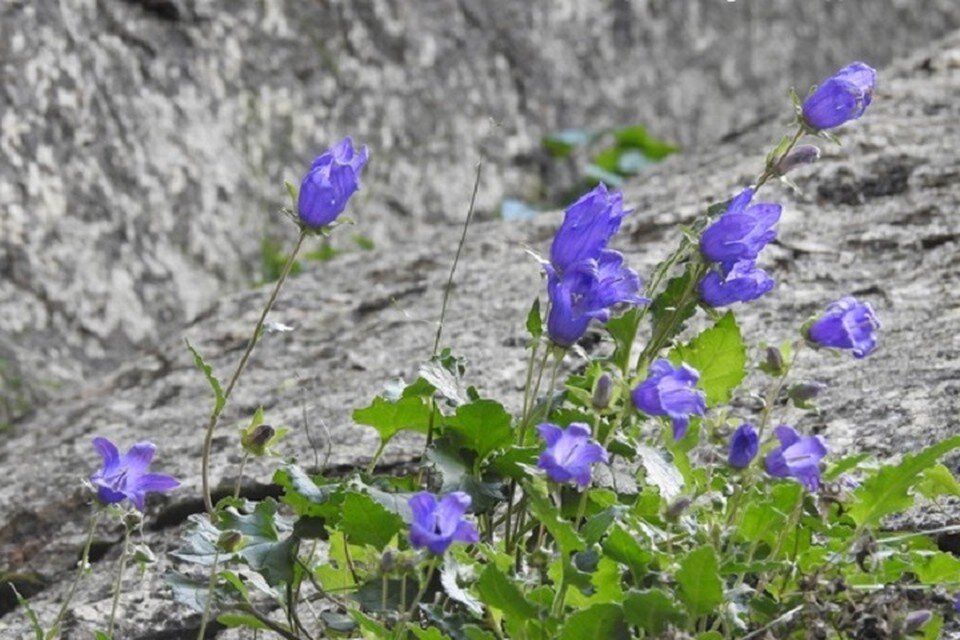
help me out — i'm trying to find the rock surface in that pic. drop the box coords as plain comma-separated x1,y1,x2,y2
1,28,959,638
4,0,960,423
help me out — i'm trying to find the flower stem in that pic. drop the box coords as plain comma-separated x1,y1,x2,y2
395,558,438,639
201,227,308,515
196,548,221,640
51,507,100,631
107,520,132,637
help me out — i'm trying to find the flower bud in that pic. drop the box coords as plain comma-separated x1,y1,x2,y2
298,137,369,229
666,495,692,519
904,610,932,634
802,62,877,130
218,531,243,553
241,424,276,457
774,144,820,175
591,374,613,411
789,381,827,403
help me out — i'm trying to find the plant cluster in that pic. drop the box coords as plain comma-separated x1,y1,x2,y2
19,63,960,640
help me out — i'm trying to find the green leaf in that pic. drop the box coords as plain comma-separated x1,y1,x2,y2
623,589,684,634
217,499,296,587
419,356,469,406
185,339,225,414
559,603,629,640
605,307,641,372
444,399,513,461
612,125,678,161
849,436,960,528
669,311,746,406
339,491,403,550
525,481,585,556
284,180,298,210
649,271,698,329
911,550,960,584
475,565,539,622
526,298,543,340
543,128,595,158
915,464,960,499
676,545,723,618
601,525,650,579
217,613,268,631
353,395,432,445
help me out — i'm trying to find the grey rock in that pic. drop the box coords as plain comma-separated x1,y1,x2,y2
4,0,960,423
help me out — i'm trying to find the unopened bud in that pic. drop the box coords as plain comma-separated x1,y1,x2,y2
789,381,827,403
666,496,693,519
379,549,396,574
592,374,614,411
762,346,784,375
775,144,820,175
904,610,932,633
218,531,243,553
241,424,276,456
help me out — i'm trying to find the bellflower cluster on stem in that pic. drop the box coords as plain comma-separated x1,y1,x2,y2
632,359,706,440
408,491,479,555
807,296,881,358
698,188,781,307
91,437,179,511
764,425,829,491
298,137,369,228
536,422,609,488
544,184,648,347
802,62,878,131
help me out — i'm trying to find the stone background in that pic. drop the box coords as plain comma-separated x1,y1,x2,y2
1,1,960,637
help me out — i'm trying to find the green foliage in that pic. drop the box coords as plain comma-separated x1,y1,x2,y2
669,311,747,405
443,399,513,462
676,545,723,618
185,339,225,414
353,395,432,445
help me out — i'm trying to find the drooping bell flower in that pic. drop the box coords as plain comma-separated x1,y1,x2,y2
298,137,369,228
728,424,759,469
90,438,180,511
632,359,707,440
536,422,609,488
699,259,775,307
802,62,878,130
807,296,880,359
549,184,628,273
408,491,479,555
700,188,782,267
764,425,828,491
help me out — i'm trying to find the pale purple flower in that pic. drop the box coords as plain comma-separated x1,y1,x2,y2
700,188,782,268
808,296,880,359
537,423,609,488
699,259,775,307
550,184,628,273
298,137,369,228
91,437,180,511
802,62,877,130
764,425,828,491
632,359,706,440
728,424,759,469
408,491,479,555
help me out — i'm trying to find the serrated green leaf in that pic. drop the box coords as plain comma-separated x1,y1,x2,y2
676,545,723,618
623,589,684,634
915,463,960,499
849,436,960,528
669,311,746,405
339,491,403,550
911,550,960,584
526,297,543,340
475,564,539,622
185,339,225,414
444,399,513,462
559,603,628,640
601,526,649,580
605,307,641,372
353,395,432,445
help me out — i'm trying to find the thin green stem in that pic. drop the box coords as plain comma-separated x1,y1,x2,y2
196,549,221,640
52,507,101,631
395,558,438,639
107,521,132,637
367,440,387,475
755,126,806,190
201,227,308,515
232,452,249,500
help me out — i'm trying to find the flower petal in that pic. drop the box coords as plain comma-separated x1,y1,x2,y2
123,442,157,472
92,437,120,471
136,473,180,494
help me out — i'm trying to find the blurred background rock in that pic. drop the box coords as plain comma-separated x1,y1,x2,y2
2,0,959,423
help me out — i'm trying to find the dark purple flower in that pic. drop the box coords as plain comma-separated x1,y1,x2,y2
808,296,880,359
699,259,774,307
632,360,706,440
802,62,877,130
408,491,479,555
91,438,180,511
700,188,781,267
546,250,648,347
774,144,821,176
728,424,759,469
550,184,628,273
298,137,369,228
537,423,609,488
764,425,828,491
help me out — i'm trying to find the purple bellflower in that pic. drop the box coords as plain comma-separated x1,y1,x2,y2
91,437,180,511
408,491,479,555
298,137,369,228
699,259,775,307
808,296,880,359
537,422,609,488
632,359,707,440
802,62,877,130
549,184,627,273
546,250,647,347
728,424,759,469
764,425,828,491
700,188,782,267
